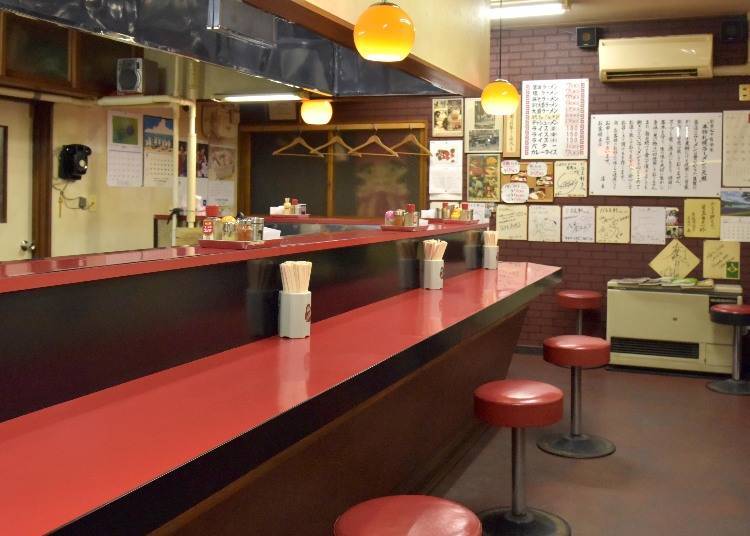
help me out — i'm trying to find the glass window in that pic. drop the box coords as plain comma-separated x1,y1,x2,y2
5,15,70,83
78,33,135,94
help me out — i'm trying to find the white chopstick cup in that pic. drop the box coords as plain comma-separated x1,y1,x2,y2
423,259,444,290
483,245,499,270
279,290,312,339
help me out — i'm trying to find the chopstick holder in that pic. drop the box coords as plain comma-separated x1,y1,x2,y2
483,244,499,270
423,259,444,290
279,290,311,339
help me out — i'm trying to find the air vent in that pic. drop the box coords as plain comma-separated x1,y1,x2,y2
611,337,699,359
604,69,700,81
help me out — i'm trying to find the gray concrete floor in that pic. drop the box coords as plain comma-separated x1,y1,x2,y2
431,355,750,536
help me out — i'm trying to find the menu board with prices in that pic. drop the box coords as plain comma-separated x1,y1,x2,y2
589,113,722,197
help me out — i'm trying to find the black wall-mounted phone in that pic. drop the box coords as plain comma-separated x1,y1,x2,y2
59,144,92,180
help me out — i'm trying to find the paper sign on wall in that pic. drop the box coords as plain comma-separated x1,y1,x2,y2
562,206,595,243
720,190,750,242
501,182,529,204
703,240,740,280
722,110,750,187
649,239,700,279
554,161,587,198
503,106,521,158
496,204,528,241
429,139,463,200
631,207,666,245
684,199,721,238
528,205,561,242
501,160,520,175
595,206,630,244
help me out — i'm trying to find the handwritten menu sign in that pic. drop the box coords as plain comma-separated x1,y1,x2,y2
562,206,595,243
503,106,521,158
500,161,554,203
528,205,561,242
554,161,587,198
589,113,722,197
501,183,529,204
496,204,528,240
631,207,666,245
595,206,630,244
649,239,700,279
521,78,588,160
703,240,740,280
684,199,720,238
722,111,750,187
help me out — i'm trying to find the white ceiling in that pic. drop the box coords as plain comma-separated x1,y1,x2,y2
499,0,750,28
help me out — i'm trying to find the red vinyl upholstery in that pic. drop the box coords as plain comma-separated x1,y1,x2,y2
556,289,603,311
474,379,563,429
544,335,610,368
710,304,750,326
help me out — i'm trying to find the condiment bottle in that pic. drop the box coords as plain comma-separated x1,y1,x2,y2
291,198,299,215
461,202,471,221
394,209,405,227
406,204,417,226
441,202,450,220
283,197,292,215
450,204,462,220
384,210,395,226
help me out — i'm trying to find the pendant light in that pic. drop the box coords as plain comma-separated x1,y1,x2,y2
301,99,333,125
353,2,415,62
481,0,520,116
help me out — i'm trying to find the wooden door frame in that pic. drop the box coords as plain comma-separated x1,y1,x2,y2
31,100,53,258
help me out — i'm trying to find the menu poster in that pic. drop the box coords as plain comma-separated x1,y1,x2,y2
649,239,700,279
562,206,595,243
500,161,554,203
503,105,521,158
496,204,528,240
464,98,502,153
429,140,463,200
595,206,630,244
554,161,588,198
631,207,666,245
684,198,720,238
432,98,464,137
521,78,588,160
143,116,174,188
528,205,561,242
467,154,501,202
720,190,750,242
589,113,722,197
703,240,740,280
107,111,143,187
722,110,750,187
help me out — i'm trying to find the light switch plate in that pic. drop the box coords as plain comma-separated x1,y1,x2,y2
741,84,750,102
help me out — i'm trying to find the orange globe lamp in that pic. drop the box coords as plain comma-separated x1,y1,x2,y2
301,100,333,125
354,2,415,62
480,79,520,116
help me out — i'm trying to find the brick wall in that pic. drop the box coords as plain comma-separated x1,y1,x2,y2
327,16,750,347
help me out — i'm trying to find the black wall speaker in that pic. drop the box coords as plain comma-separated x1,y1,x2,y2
577,27,600,49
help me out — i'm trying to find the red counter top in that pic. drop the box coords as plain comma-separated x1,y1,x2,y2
0,223,483,295
0,263,558,534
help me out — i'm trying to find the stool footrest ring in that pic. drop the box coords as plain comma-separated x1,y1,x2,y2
537,432,615,459
478,507,570,536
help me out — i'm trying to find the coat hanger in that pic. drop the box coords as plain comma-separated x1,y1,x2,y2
312,128,362,157
273,130,325,158
389,124,432,156
347,125,399,157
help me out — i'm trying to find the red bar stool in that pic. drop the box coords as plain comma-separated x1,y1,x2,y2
707,304,750,396
334,495,481,536
556,290,602,335
537,335,615,459
474,379,570,535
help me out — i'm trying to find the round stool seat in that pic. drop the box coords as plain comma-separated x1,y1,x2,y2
710,304,750,326
474,379,563,428
334,495,481,536
556,289,602,311
544,335,610,368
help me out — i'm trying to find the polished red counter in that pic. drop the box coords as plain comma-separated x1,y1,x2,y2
0,262,558,534
0,223,482,294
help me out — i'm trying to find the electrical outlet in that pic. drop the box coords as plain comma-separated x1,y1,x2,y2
78,197,87,209
740,84,750,102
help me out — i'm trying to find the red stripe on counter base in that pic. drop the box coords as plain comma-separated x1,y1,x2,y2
0,223,484,295
0,263,558,535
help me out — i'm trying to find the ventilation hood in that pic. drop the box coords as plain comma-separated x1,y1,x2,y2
0,0,454,97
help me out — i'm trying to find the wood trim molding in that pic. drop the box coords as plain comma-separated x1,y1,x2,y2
242,0,482,97
31,101,53,258
237,131,251,215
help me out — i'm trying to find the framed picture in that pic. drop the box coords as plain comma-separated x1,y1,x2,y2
466,154,500,202
464,98,502,153
0,126,6,223
432,98,464,137
500,161,554,203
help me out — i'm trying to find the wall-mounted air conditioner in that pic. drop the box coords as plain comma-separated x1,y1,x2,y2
599,34,713,82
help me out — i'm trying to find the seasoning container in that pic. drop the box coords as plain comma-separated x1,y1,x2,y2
298,203,307,215
202,217,217,240
384,210,396,226
221,217,237,240
461,202,473,221
250,216,265,242
441,202,451,220
450,204,462,220
291,198,299,215
283,197,292,215
236,218,253,241
405,204,417,226
393,209,406,227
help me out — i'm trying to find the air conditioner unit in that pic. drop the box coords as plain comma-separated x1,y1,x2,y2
599,34,713,82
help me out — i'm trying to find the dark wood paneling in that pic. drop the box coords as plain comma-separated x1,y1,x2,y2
31,100,52,258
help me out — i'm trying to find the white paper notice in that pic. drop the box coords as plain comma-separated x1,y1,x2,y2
501,160,520,175
631,207,667,245
429,139,463,200
723,110,750,187
562,206,595,243
496,204,528,241
526,162,548,178
721,217,750,242
177,177,209,209
528,205,561,242
521,78,589,160
501,182,529,204
208,179,235,208
554,161,587,198
107,111,143,187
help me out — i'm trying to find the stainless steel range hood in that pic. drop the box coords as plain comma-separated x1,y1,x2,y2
0,0,453,97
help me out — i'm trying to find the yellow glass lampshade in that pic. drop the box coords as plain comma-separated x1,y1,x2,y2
480,79,520,116
301,100,333,125
353,2,415,62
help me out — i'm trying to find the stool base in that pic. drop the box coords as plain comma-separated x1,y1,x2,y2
478,507,570,536
707,379,750,396
536,433,615,459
